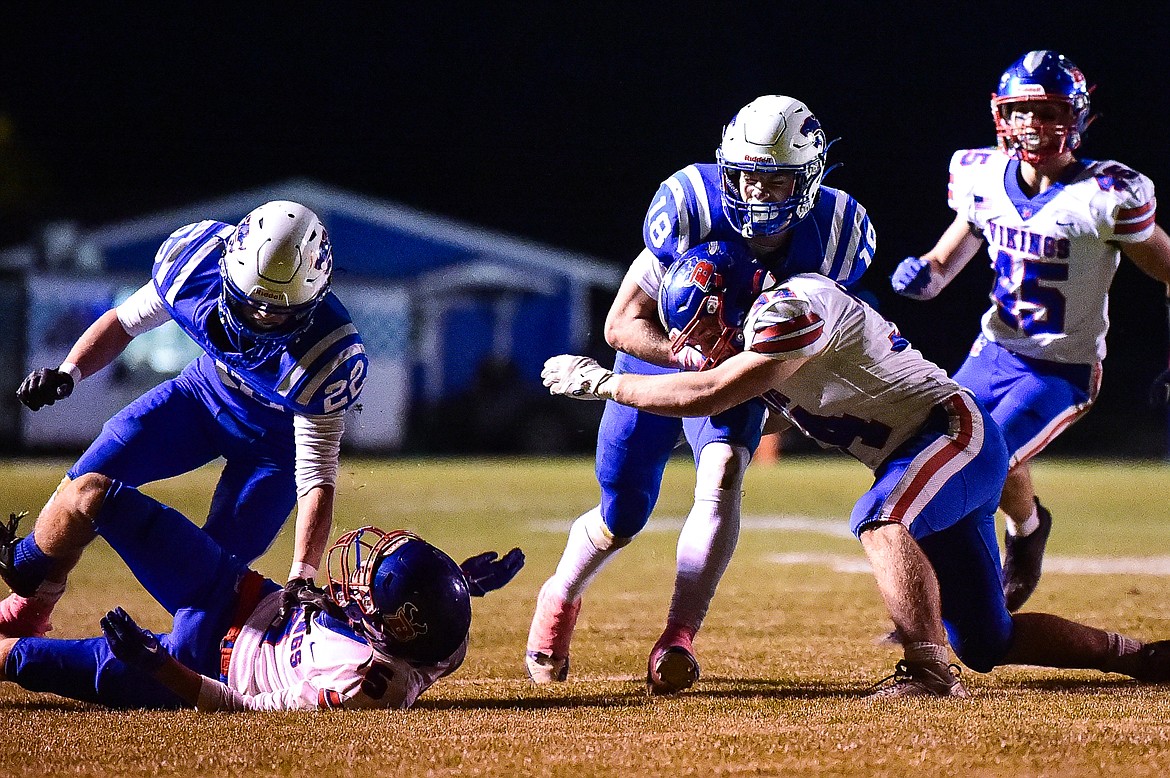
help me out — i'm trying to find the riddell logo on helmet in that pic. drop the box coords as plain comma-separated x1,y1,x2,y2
744,154,774,163
251,288,284,302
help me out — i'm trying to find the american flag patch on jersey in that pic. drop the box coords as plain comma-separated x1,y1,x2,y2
751,313,824,354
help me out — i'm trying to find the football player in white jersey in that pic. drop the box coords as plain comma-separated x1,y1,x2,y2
0,474,523,710
889,51,1170,611
527,95,875,695
542,243,1170,696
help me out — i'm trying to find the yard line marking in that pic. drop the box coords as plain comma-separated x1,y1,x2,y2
766,553,1170,576
529,515,853,537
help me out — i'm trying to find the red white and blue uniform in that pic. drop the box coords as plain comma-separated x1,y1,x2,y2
947,148,1156,465
3,482,459,710
597,164,874,537
746,273,1014,670
67,221,367,562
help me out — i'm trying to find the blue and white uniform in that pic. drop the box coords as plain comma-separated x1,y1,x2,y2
744,274,1013,670
4,483,459,710
946,148,1157,465
66,221,367,562
598,163,874,537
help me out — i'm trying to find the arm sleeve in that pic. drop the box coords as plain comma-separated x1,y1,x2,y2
745,290,827,360
630,248,667,301
1100,166,1157,243
293,413,345,497
114,282,172,337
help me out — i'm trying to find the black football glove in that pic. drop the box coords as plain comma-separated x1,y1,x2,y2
100,607,169,672
16,368,75,411
460,548,525,596
272,578,346,634
1150,368,1170,408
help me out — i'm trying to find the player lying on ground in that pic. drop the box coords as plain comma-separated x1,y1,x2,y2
0,474,523,710
542,241,1170,697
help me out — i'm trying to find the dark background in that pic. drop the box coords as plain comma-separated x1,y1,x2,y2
4,4,1169,456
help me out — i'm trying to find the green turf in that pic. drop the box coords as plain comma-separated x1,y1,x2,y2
2,456,1170,776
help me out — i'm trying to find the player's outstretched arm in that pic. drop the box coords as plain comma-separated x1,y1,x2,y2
16,309,135,410
890,214,984,300
101,607,202,705
461,548,525,596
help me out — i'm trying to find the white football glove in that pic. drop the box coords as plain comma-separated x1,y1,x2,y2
541,355,618,400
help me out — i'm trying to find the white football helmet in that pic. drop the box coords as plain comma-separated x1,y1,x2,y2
217,200,332,368
716,95,829,237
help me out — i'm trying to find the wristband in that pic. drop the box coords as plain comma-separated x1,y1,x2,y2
288,562,318,581
59,362,82,385
594,373,621,401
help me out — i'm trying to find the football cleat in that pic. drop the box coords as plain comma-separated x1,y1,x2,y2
525,650,570,684
1002,498,1053,611
1130,640,1170,683
525,579,581,683
0,512,39,598
647,632,700,696
869,659,969,699
0,593,52,638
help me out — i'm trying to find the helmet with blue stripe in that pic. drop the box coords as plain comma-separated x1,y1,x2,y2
327,527,472,664
217,200,333,369
716,95,829,238
992,50,1092,163
658,241,768,370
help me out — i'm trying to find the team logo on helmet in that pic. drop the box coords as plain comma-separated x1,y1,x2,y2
383,601,429,642
312,228,333,273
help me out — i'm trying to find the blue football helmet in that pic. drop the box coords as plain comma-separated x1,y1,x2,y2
327,527,472,665
991,50,1092,164
217,200,333,369
658,241,768,370
716,95,830,238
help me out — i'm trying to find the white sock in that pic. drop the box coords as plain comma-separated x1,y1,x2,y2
905,641,950,666
1005,502,1040,538
547,506,629,602
666,444,747,634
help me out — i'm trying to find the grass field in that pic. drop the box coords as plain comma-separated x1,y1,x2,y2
3,456,1170,777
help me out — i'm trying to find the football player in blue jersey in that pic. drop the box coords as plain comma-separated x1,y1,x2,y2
526,96,876,694
890,51,1170,611
3,201,369,639
0,474,522,710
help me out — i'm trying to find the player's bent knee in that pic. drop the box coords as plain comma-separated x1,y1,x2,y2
695,443,749,494
65,473,114,522
949,627,1012,673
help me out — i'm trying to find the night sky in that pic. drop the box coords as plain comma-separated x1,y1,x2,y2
5,4,1170,454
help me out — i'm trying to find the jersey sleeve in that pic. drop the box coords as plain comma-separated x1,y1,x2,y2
819,190,876,288
1094,162,1157,243
744,288,827,360
115,281,172,337
642,165,716,262
946,148,997,221
152,221,227,281
285,325,368,415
